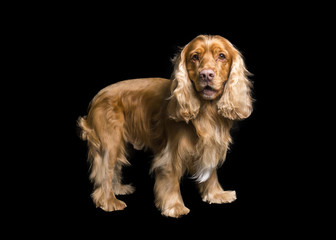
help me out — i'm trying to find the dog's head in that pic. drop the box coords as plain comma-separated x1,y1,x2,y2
168,35,253,122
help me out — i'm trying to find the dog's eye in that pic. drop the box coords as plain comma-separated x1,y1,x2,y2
191,54,199,62
218,53,226,60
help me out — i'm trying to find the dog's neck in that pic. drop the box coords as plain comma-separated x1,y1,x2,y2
192,102,233,142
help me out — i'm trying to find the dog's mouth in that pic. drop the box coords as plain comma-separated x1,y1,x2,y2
190,80,225,100
200,85,219,100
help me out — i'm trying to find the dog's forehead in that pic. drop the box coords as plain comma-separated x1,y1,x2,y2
187,36,228,54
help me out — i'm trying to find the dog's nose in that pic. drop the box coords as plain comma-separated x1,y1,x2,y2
200,69,215,82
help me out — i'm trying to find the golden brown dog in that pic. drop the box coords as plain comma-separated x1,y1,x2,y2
78,35,253,218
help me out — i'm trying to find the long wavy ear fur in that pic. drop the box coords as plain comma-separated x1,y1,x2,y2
167,45,200,122
217,44,253,120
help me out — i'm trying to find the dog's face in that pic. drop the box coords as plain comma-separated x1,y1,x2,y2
185,35,234,100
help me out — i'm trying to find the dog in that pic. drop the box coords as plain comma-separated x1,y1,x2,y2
78,35,253,218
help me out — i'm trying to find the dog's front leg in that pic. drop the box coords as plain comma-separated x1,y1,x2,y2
153,164,189,218
198,170,236,204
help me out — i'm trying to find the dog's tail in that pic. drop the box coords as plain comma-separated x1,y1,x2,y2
77,116,99,147
77,116,105,184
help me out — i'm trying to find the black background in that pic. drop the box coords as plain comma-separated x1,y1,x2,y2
12,2,330,237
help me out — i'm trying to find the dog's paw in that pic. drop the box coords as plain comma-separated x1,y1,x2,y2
98,198,127,212
161,203,190,218
202,190,236,204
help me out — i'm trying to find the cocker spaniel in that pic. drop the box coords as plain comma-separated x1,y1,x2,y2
78,35,253,218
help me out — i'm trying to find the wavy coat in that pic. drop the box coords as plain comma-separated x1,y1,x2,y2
78,35,253,218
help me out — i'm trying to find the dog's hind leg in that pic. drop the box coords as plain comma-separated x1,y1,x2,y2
112,159,135,195
80,106,131,212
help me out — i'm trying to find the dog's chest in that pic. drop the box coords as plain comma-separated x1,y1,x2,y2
192,110,231,148
189,111,232,181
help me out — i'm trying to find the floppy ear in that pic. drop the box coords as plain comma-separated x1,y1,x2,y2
217,46,253,120
167,45,200,122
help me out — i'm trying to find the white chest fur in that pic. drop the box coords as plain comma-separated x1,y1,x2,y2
191,105,232,182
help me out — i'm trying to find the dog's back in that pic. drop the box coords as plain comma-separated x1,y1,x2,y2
77,78,171,211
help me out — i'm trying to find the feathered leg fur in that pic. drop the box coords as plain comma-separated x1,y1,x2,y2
78,107,134,212
153,166,190,218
